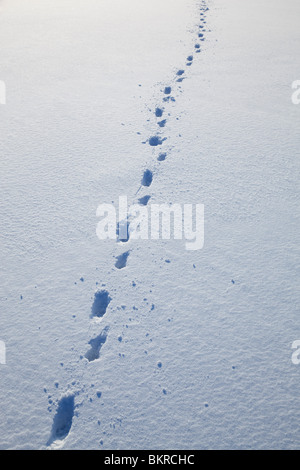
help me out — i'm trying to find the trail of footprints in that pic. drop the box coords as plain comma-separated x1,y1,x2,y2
47,1,209,449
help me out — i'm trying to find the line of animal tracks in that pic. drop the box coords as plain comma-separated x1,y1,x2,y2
46,0,210,449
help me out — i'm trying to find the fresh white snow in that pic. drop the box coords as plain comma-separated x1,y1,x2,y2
0,0,299,450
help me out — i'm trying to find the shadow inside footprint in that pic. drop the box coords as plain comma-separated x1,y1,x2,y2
149,136,166,146
141,169,153,187
158,119,167,128
85,327,109,362
91,290,111,318
115,251,130,269
47,394,75,447
138,195,151,206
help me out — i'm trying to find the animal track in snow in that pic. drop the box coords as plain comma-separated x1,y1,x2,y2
141,169,153,187
47,393,75,448
115,251,130,269
164,86,172,95
91,290,111,318
85,327,109,362
176,70,185,76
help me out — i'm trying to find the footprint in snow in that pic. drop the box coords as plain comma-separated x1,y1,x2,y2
157,119,167,128
157,152,167,161
47,393,75,448
115,251,130,269
85,327,110,362
186,55,193,66
90,290,111,318
149,136,166,147
116,219,130,242
155,107,164,117
141,169,153,187
163,96,175,103
138,195,151,206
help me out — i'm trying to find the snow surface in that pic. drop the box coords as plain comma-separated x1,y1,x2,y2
0,0,299,450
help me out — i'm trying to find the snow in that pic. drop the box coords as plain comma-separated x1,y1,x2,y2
0,0,299,450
